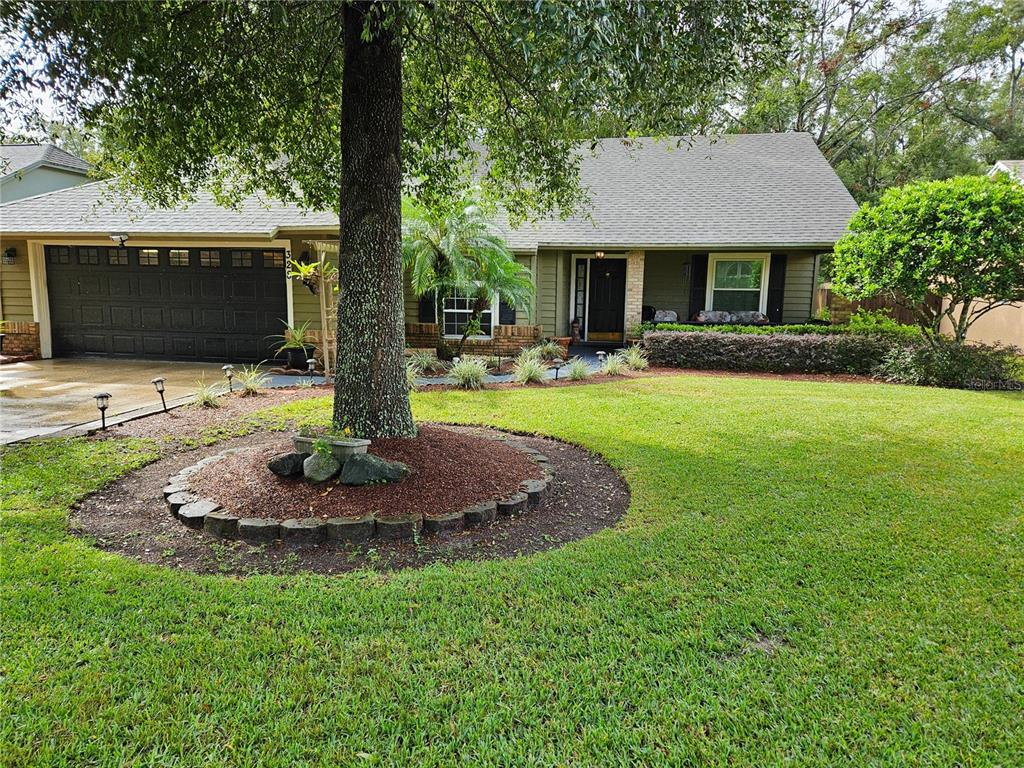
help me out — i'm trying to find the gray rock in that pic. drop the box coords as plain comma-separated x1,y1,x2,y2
462,500,497,526
340,453,409,486
268,451,308,477
163,482,190,498
280,517,326,545
497,492,528,517
178,499,220,528
238,518,280,543
423,511,464,534
302,453,341,483
375,514,421,540
204,512,239,538
520,479,547,509
166,491,199,513
325,515,376,544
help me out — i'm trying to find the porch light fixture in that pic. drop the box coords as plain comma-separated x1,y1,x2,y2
551,357,564,380
151,377,167,412
222,363,235,392
109,233,129,247
2,247,16,265
594,250,605,260
93,392,111,430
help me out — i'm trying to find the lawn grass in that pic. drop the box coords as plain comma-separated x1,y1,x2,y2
2,374,1022,766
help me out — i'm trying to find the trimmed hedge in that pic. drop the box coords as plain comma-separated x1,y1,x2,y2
635,321,920,341
642,331,900,375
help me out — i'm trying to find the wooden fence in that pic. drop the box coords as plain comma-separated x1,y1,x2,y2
816,287,939,325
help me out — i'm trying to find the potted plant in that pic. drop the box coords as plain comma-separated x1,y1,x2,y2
293,426,370,462
273,320,317,370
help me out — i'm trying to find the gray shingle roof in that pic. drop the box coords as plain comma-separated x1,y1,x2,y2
0,133,856,247
494,133,857,250
0,143,91,178
0,179,338,237
991,159,1024,179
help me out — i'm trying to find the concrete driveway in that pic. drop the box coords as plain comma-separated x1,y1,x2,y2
0,358,227,443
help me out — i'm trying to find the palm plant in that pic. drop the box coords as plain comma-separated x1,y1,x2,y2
402,195,533,359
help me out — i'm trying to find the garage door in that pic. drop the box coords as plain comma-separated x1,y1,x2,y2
45,244,289,362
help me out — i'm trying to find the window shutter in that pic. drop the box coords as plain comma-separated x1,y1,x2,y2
418,291,436,323
689,254,708,319
767,254,787,323
498,298,516,326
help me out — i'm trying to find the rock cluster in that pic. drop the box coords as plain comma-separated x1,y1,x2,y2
268,448,409,486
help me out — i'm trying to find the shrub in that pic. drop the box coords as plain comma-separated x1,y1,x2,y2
408,350,447,374
643,331,899,375
874,341,1023,389
449,358,489,389
602,353,628,376
567,357,591,380
193,377,220,408
620,345,649,370
636,318,919,341
236,364,270,397
513,352,547,384
405,360,422,391
532,340,564,360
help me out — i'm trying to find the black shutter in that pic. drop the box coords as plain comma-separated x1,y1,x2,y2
418,291,436,322
767,254,787,323
498,298,516,326
688,254,708,320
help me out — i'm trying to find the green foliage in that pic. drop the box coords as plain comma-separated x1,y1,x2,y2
567,357,591,381
407,350,447,374
833,175,1024,342
602,353,628,376
532,340,565,360
637,320,919,341
449,358,489,390
272,320,314,353
874,340,1023,389
235,364,270,397
192,377,220,408
512,353,547,384
405,360,422,391
620,345,650,371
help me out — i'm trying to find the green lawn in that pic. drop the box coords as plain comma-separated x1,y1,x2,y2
2,375,1022,766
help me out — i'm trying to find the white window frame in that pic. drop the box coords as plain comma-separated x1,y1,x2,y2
705,253,771,315
439,288,498,340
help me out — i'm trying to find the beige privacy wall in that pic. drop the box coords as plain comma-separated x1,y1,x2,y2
941,302,1024,347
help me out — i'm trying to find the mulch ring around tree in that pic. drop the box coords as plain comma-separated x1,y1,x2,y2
71,424,629,576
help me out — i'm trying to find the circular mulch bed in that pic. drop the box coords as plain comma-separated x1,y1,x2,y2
72,424,629,576
191,425,543,521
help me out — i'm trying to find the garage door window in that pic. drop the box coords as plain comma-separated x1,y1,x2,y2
138,249,160,266
169,249,190,267
231,250,252,267
78,247,100,265
263,251,285,269
47,247,71,265
200,250,221,268
108,248,129,266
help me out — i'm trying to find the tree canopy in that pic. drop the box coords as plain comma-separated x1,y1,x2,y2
832,174,1024,343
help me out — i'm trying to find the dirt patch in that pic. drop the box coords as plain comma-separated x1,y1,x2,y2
191,425,543,520
72,425,628,576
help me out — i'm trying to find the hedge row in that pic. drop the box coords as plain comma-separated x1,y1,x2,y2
642,331,901,375
634,321,920,341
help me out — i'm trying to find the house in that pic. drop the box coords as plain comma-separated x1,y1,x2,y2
1,143,92,203
0,133,857,363
987,159,1024,182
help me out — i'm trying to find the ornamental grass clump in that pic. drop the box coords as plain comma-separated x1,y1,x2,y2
406,360,422,391
533,340,564,360
236,364,270,397
449,358,489,390
567,357,591,380
513,351,547,384
621,345,650,371
602,353,628,376
193,377,220,408
408,349,447,374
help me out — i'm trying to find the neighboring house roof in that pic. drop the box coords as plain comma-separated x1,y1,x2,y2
0,180,338,238
0,143,92,180
0,133,856,248
988,159,1024,180
494,133,858,251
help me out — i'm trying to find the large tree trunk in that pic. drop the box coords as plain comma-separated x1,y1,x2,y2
332,2,416,437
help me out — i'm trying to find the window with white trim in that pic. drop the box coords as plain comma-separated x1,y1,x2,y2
707,256,768,313
442,290,495,338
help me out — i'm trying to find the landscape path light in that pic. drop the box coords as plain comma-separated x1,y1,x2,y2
93,392,111,430
222,364,234,392
551,357,565,380
151,377,167,412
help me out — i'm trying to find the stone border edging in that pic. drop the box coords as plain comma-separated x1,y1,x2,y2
163,434,555,546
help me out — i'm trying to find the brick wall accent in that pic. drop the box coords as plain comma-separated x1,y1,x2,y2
625,250,646,336
0,321,40,359
405,322,541,355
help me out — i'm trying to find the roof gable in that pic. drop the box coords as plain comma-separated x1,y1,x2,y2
1,143,91,179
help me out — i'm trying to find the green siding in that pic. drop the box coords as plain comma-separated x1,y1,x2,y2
536,250,560,336
0,167,90,203
642,251,692,322
782,253,817,323
0,239,33,322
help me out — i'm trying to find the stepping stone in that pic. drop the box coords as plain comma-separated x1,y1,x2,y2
462,500,497,526
375,514,422,540
280,517,326,545
166,491,198,514
325,515,375,544
238,518,280,543
178,499,220,529
423,510,464,534
163,482,190,498
520,479,547,509
204,512,239,538
497,492,528,517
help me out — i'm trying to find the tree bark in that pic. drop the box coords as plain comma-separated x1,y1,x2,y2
333,2,416,437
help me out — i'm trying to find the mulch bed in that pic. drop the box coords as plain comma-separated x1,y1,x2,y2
73,423,629,576
191,425,543,521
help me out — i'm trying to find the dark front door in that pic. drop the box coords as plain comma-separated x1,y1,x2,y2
45,244,288,362
587,258,626,341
